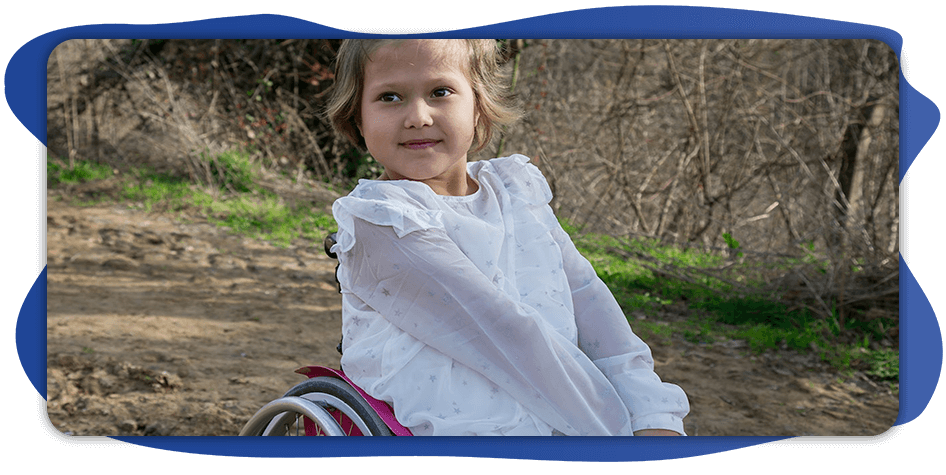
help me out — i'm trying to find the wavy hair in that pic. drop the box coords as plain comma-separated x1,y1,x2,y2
324,39,520,154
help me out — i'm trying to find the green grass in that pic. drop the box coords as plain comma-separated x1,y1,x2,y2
565,220,898,381
865,348,899,380
201,149,258,192
50,153,337,248
204,194,337,246
48,158,113,187
121,170,196,211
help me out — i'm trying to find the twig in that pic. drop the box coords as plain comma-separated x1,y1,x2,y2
870,270,899,290
633,143,678,234
56,45,76,167
838,287,899,308
663,42,701,151
698,41,712,200
277,95,332,178
199,90,220,123
791,270,834,319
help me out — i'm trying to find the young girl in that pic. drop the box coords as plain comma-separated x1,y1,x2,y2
325,39,688,436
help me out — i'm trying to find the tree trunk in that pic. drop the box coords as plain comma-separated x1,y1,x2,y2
836,100,888,250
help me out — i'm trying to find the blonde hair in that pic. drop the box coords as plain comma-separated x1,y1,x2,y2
324,39,520,154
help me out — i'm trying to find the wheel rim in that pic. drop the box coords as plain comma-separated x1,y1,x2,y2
239,397,345,436
283,377,392,436
240,376,393,436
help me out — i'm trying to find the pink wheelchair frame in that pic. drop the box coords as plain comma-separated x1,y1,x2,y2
296,366,412,436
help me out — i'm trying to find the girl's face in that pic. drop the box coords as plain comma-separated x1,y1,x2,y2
359,40,479,196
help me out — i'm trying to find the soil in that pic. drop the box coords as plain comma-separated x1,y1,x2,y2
45,184,899,437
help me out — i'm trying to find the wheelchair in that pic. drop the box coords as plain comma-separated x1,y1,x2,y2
238,233,413,436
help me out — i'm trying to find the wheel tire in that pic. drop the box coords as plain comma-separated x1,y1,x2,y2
283,376,393,436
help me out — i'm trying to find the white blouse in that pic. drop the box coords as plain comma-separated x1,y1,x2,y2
332,155,688,436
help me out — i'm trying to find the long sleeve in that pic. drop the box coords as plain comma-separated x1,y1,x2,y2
548,221,690,434
337,217,633,436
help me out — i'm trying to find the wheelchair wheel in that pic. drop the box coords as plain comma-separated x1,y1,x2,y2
239,376,393,436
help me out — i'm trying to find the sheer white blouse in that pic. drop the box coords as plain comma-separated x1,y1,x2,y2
331,155,688,436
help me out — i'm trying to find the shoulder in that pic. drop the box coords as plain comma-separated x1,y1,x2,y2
332,180,445,252
474,154,552,206
342,178,439,206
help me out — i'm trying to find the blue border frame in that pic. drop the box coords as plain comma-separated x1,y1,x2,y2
9,5,942,461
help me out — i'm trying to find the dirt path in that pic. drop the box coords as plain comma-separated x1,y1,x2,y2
45,192,899,436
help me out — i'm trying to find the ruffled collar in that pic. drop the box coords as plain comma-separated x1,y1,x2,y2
349,154,550,207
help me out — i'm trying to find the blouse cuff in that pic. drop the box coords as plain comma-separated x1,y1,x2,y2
632,413,687,436
592,354,690,436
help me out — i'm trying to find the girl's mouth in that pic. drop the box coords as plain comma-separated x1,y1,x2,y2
401,140,439,150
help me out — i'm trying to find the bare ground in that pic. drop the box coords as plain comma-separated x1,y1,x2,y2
45,187,899,437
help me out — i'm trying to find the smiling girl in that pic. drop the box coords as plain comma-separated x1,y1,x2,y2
324,39,688,436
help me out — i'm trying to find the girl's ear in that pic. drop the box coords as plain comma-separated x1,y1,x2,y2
470,101,482,141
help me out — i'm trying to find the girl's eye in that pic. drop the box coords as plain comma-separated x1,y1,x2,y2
431,88,453,98
379,93,401,103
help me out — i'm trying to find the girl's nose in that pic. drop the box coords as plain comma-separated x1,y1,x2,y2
404,99,434,129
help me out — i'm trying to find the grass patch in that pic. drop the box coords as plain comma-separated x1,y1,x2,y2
50,152,337,248
48,157,113,187
200,149,258,192
630,320,674,346
205,194,337,246
121,170,196,212
865,348,899,380
565,220,898,379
